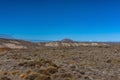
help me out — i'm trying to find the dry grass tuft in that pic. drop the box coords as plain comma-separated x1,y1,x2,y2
19,73,27,79
0,77,11,80
24,72,38,80
0,48,11,52
35,74,51,80
1,70,8,76
11,70,19,76
60,73,73,78
38,69,50,76
46,66,58,74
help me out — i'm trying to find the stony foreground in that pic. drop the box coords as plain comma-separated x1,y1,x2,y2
0,45,120,80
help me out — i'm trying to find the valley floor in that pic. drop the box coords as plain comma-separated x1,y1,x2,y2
0,45,120,80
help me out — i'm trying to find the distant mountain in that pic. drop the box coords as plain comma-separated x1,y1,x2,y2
61,38,75,43
29,40,54,42
35,38,109,47
0,38,110,49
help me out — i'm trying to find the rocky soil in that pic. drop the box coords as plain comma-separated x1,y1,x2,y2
0,44,120,80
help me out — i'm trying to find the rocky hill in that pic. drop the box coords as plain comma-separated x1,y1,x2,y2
0,38,109,49
38,39,109,47
42,42,109,47
0,38,38,49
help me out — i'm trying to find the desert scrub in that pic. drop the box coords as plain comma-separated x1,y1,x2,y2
19,73,27,79
0,48,11,52
52,73,75,80
20,61,39,67
18,61,42,67
52,74,60,79
37,58,58,68
46,66,58,74
34,74,51,80
25,69,32,75
0,70,8,76
64,78,76,80
18,58,58,69
0,77,11,80
11,70,19,76
38,69,50,76
112,58,120,64
24,72,39,80
24,72,51,80
37,64,58,75
60,73,73,78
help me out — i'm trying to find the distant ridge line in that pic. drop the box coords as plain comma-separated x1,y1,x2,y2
28,40,55,42
27,39,120,43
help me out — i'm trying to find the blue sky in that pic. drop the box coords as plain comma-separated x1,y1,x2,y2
0,0,120,41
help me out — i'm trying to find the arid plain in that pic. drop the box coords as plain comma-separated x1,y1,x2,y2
0,38,120,80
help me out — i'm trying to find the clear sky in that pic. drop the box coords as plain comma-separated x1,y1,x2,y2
0,0,120,41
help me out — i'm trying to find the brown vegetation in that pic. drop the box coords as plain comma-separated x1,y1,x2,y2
0,39,120,80
0,48,11,52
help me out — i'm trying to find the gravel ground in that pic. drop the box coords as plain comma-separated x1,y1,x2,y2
0,45,120,80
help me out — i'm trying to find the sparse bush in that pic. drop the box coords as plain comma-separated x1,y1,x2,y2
35,74,51,80
60,73,73,78
25,70,32,75
84,76,91,80
38,69,50,76
11,70,19,76
0,77,11,80
46,66,58,74
52,74,60,79
1,71,8,76
24,72,38,80
18,61,41,67
19,73,27,79
0,48,11,52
